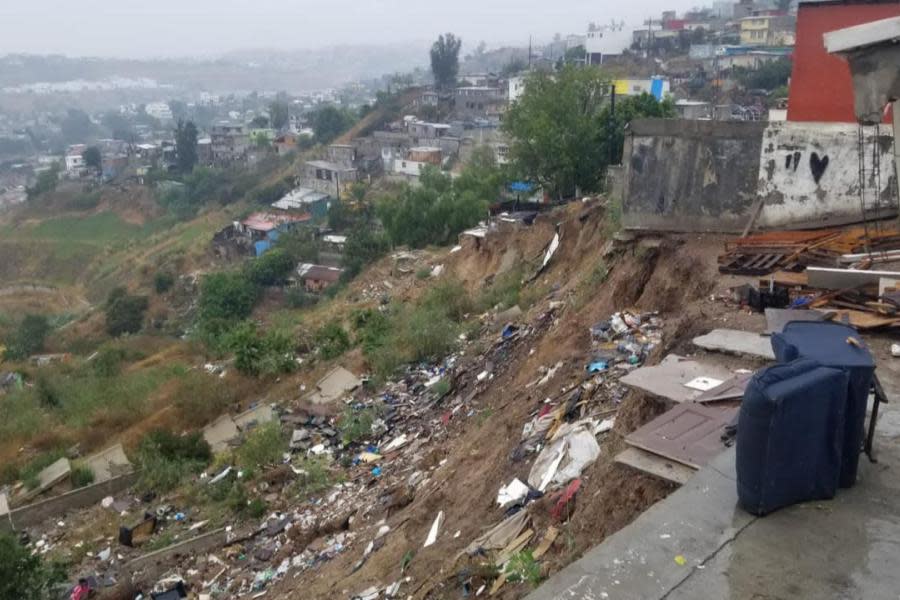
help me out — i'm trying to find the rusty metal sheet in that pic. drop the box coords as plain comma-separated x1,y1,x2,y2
625,404,738,469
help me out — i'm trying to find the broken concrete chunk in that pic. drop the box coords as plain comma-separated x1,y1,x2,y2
693,329,775,360
619,355,734,403
305,366,362,405
202,415,240,454
84,443,132,483
19,457,71,503
234,404,276,431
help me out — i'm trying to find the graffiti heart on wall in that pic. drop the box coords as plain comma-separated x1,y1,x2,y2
809,152,830,184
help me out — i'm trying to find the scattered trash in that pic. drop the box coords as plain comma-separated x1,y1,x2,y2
424,511,444,547
674,554,687,566
496,479,530,508
528,421,601,491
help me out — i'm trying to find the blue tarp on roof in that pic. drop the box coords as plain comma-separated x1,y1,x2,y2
509,181,534,193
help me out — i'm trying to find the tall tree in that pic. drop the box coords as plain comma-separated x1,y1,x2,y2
82,146,102,171
269,100,290,131
311,106,353,144
430,33,462,91
175,119,198,174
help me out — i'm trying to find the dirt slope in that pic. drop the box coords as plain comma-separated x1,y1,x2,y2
268,203,726,599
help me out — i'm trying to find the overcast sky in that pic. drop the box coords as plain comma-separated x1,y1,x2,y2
1,0,705,58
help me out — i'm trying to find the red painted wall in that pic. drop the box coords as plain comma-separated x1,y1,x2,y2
788,1,900,123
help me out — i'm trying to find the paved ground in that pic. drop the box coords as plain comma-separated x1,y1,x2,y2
527,333,900,600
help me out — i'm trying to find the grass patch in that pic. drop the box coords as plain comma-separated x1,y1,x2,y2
70,466,95,488
505,550,544,587
172,371,236,424
292,457,334,500
135,430,212,493
477,269,524,312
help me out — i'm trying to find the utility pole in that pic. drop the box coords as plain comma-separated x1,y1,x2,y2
528,35,533,70
608,84,617,166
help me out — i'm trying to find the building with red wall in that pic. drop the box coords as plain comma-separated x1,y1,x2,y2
788,0,900,123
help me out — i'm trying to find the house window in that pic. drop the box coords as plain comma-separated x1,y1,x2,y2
402,161,407,168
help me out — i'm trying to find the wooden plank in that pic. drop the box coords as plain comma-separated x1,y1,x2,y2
615,447,695,485
740,197,765,238
625,403,738,469
760,270,809,288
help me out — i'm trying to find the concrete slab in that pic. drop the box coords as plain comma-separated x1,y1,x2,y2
18,458,71,503
202,415,240,453
0,493,8,517
234,404,276,431
764,308,827,334
615,447,695,485
807,266,900,290
84,444,132,483
305,366,361,405
619,355,735,403
693,329,775,360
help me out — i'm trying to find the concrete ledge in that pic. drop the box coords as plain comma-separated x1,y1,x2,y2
526,448,755,600
1,471,139,531
630,118,767,139
126,528,229,572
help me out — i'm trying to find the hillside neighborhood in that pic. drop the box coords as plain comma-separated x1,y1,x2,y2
1,1,900,599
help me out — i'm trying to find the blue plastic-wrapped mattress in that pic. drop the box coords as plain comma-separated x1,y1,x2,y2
737,358,848,516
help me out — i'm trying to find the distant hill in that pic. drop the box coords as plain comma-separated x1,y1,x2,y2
0,43,431,94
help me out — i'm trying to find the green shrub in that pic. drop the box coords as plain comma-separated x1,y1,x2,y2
20,450,66,490
68,190,101,211
172,371,235,423
226,322,297,377
104,287,149,337
0,532,66,600
154,271,175,294
505,550,543,587
292,457,333,500
199,272,258,322
315,321,351,360
236,421,285,469
397,306,458,362
338,406,378,445
422,278,472,322
3,314,51,360
70,466,95,488
285,286,319,309
477,270,523,311
415,267,431,280
135,429,212,492
244,248,295,287
92,345,127,377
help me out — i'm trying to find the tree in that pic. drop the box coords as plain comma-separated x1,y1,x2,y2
175,119,199,174
0,533,65,600
600,93,677,168
3,315,50,360
250,115,269,128
244,248,295,286
198,272,259,326
269,100,290,131
104,287,149,336
503,65,612,199
501,57,528,76
343,225,390,277
310,106,354,144
735,58,793,91
82,146,102,171
60,109,95,144
376,162,493,249
430,33,462,91
26,163,60,201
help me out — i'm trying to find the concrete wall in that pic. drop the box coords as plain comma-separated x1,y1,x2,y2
623,119,765,233
623,118,897,232
1,472,139,531
757,121,896,229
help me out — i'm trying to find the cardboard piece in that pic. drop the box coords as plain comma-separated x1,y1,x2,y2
119,513,158,547
693,329,775,360
85,444,132,483
619,355,734,403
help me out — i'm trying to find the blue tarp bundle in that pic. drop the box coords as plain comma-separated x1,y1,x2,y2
737,359,848,516
771,321,875,487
